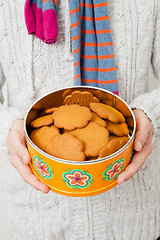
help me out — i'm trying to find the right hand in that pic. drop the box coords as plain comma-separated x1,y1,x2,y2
6,119,49,193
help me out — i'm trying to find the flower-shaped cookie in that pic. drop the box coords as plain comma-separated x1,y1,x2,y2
109,135,130,144
91,112,107,128
63,91,100,106
99,139,126,158
45,133,85,161
70,122,109,157
89,102,125,123
106,120,129,136
52,104,92,130
30,114,54,128
30,125,60,151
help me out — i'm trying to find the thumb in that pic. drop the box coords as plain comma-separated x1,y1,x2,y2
133,110,152,152
10,128,31,165
18,136,31,165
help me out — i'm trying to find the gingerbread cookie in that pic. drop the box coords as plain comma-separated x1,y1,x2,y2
91,112,107,128
63,91,100,106
30,125,60,151
45,107,58,114
127,117,134,128
99,139,126,158
109,135,130,144
92,89,104,100
62,88,72,99
89,102,125,123
45,133,85,161
52,104,92,130
30,114,54,128
70,122,109,157
106,120,129,136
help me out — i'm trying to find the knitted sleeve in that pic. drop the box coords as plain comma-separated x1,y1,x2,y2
130,3,160,142
0,63,24,152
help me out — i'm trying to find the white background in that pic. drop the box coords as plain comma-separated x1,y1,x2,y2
0,65,159,240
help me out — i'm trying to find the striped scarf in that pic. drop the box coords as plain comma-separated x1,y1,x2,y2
25,0,119,95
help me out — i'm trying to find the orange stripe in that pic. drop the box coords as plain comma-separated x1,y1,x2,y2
79,2,108,8
71,20,80,29
81,42,113,47
95,16,110,21
81,67,116,72
96,29,111,34
74,61,80,67
73,46,81,54
43,0,58,3
80,54,114,59
81,55,97,59
80,3,92,7
99,67,116,72
81,42,97,47
81,29,95,34
81,29,111,34
74,74,81,80
72,33,81,41
53,0,58,4
80,16,110,21
94,2,108,8
98,42,113,47
80,16,93,21
81,79,118,84
98,54,114,59
70,7,80,15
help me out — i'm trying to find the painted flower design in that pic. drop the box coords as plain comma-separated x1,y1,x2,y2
130,146,133,161
103,158,124,181
33,156,53,179
63,170,93,189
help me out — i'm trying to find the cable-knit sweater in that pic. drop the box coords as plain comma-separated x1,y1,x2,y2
0,0,160,239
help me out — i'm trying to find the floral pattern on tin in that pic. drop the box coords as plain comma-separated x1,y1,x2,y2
62,169,93,190
33,155,53,180
103,158,125,181
130,146,133,162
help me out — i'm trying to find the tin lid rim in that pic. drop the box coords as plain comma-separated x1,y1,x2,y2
24,86,136,165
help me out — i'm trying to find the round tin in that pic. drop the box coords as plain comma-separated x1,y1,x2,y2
24,86,136,197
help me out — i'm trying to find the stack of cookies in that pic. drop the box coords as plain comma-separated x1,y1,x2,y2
29,91,130,161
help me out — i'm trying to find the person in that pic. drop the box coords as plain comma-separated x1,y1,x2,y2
0,0,160,239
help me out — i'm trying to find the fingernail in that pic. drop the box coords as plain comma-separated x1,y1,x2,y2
137,141,142,151
117,177,124,185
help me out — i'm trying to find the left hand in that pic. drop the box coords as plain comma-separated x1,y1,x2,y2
117,109,153,184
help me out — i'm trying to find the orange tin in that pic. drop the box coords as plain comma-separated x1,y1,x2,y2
24,87,136,197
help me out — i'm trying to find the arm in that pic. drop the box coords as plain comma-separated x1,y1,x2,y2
0,63,24,151
117,3,160,184
0,57,49,193
129,3,160,142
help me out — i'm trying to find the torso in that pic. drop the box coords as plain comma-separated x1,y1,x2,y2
0,0,157,113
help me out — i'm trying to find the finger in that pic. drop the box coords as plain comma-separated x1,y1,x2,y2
11,156,50,193
117,131,152,184
133,113,152,152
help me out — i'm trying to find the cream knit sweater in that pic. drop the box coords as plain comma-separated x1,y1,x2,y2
0,0,160,239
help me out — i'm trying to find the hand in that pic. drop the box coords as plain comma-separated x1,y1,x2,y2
117,109,153,184
6,120,49,193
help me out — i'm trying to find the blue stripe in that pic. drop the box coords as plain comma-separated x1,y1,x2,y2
81,70,117,81
31,0,58,12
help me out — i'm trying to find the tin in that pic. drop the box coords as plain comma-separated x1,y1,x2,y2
24,87,136,197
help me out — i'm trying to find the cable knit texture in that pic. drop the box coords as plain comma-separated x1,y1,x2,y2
0,0,160,240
